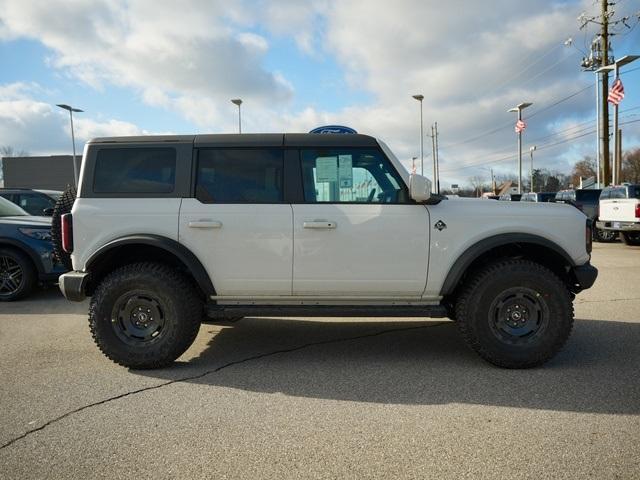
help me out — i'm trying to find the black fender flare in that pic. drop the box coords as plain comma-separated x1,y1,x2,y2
439,233,576,296
86,234,215,296
0,237,44,274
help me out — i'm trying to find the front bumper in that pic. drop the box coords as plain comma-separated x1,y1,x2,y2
58,271,89,302
571,263,598,291
596,220,640,232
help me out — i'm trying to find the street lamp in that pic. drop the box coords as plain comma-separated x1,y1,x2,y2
508,102,533,194
56,104,83,186
412,94,424,177
231,98,243,133
529,145,537,193
597,54,639,185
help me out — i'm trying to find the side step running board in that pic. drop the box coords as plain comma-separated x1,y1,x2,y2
205,304,449,319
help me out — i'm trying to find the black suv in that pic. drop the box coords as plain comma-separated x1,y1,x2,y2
554,189,616,242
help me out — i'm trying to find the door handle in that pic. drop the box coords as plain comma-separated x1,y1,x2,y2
188,220,222,229
303,221,337,229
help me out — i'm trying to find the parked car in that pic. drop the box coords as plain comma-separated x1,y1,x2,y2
520,192,556,203
0,196,67,300
498,193,522,201
0,188,62,216
597,184,640,246
56,133,596,370
554,189,616,242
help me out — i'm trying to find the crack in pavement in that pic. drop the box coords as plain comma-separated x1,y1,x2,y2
0,321,449,451
576,297,640,304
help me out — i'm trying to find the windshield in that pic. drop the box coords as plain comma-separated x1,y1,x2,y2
0,196,29,216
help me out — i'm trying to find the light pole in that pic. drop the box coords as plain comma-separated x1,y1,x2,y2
597,55,639,185
56,104,83,186
412,94,424,176
508,102,533,194
231,98,243,133
529,146,537,193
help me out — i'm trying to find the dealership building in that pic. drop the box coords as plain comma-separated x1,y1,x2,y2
1,155,80,190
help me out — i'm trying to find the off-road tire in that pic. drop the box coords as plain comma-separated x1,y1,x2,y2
0,247,37,301
51,186,77,270
594,228,617,243
89,262,202,369
455,259,573,369
621,232,640,246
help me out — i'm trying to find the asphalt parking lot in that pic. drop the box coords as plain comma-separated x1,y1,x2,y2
1,242,639,479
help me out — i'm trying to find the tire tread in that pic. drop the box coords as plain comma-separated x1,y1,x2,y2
89,262,202,369
455,259,574,368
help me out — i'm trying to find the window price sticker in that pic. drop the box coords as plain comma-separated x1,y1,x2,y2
338,155,353,188
316,157,338,183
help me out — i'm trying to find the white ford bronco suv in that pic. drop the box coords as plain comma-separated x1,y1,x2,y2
56,133,597,369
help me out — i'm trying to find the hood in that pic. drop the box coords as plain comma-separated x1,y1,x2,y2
0,215,52,227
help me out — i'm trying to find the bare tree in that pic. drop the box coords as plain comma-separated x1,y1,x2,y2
468,175,488,197
571,156,596,187
622,148,640,184
1,145,29,158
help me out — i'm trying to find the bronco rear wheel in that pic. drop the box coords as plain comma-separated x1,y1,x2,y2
89,262,202,369
455,259,573,368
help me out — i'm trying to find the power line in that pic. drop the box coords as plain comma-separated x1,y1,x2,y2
439,117,640,173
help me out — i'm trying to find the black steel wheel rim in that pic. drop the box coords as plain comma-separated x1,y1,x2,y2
111,291,167,345
488,287,549,345
0,255,24,297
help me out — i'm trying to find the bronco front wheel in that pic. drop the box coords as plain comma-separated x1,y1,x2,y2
455,259,573,368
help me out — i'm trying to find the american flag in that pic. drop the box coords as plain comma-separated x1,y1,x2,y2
515,119,526,133
608,78,624,106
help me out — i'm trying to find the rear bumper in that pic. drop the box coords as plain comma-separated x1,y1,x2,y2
571,263,598,291
596,220,640,231
58,271,89,302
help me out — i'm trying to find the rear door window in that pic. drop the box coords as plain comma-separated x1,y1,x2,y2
93,148,176,194
195,148,284,203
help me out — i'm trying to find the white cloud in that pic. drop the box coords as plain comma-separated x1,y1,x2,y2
1,0,639,187
0,0,293,128
0,82,150,155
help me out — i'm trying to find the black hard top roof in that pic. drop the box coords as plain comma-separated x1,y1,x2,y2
88,133,379,148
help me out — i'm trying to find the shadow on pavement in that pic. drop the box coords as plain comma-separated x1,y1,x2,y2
0,286,87,316
136,317,640,415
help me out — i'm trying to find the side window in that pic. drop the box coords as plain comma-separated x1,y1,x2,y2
195,148,283,203
300,148,409,203
17,193,53,215
94,148,176,193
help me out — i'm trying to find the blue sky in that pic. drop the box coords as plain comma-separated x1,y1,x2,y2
1,0,639,188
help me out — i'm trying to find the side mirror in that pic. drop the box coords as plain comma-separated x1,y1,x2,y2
43,207,54,216
409,174,432,202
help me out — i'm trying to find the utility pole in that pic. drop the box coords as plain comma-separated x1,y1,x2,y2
490,168,496,195
430,124,437,193
434,122,440,194
600,0,611,186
